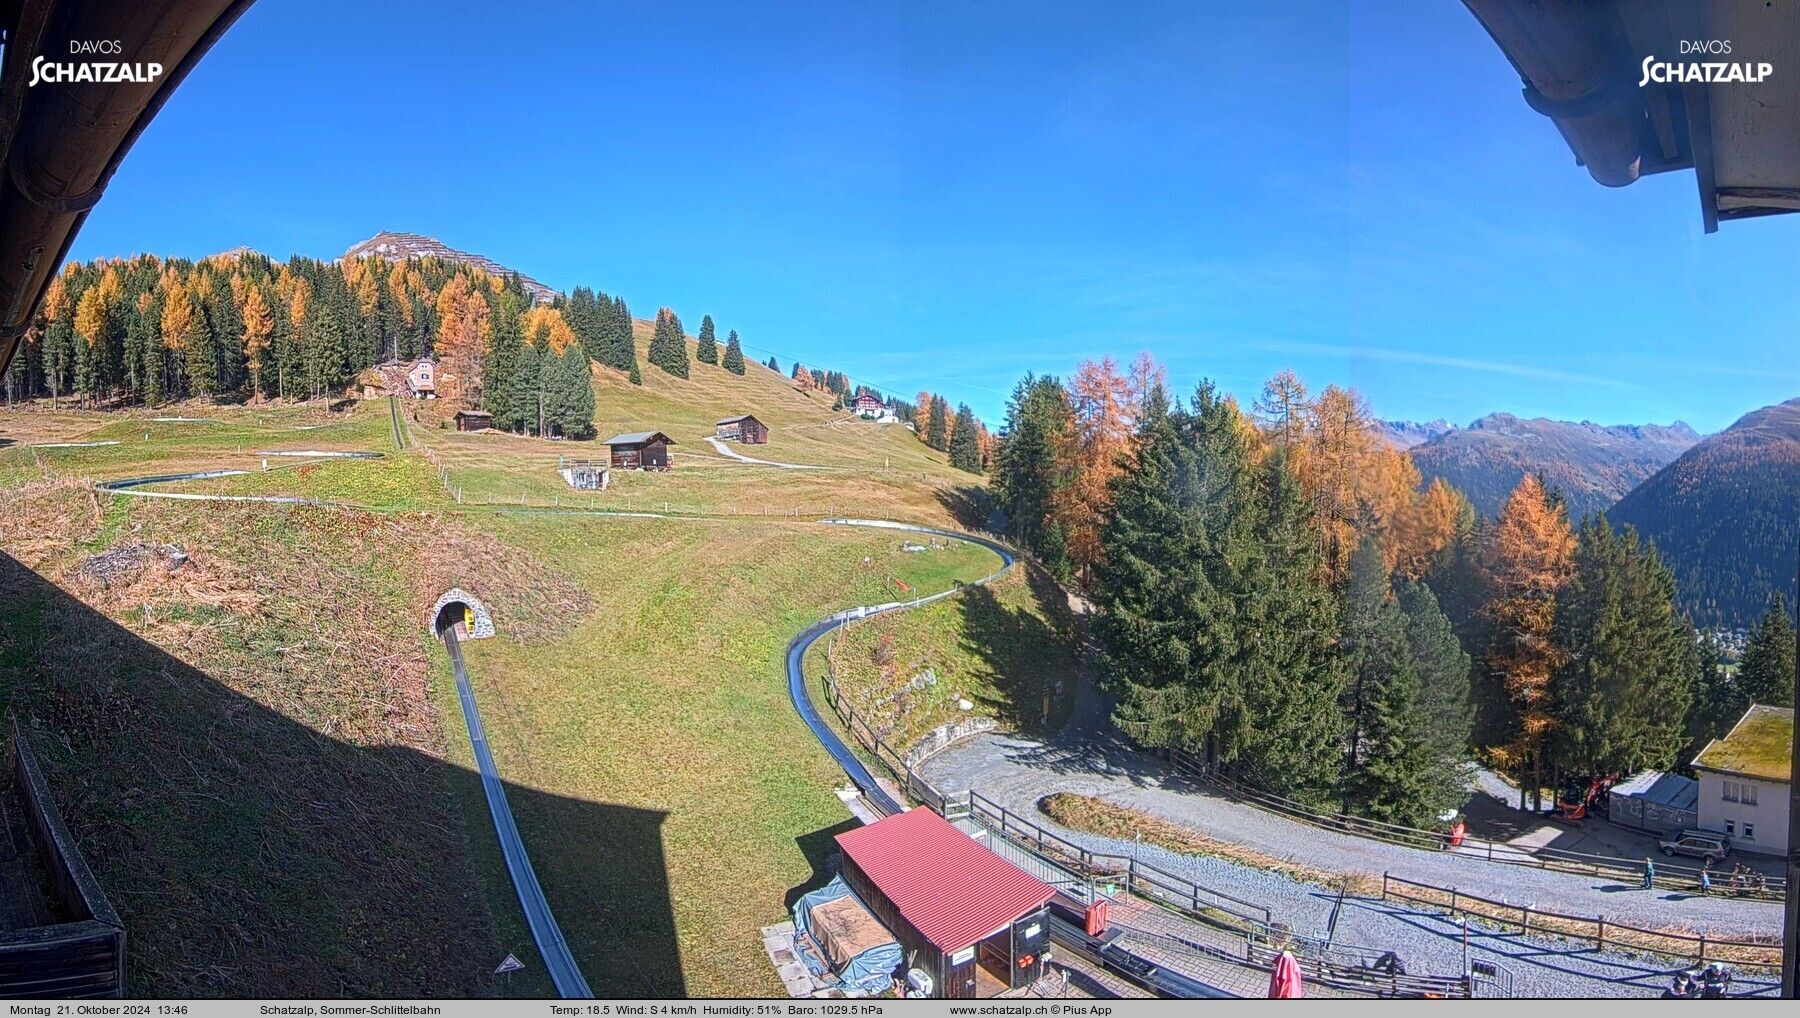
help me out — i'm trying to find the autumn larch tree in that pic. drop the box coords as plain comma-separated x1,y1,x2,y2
1479,473,1575,809
1050,356,1140,585
435,274,491,406
239,283,273,400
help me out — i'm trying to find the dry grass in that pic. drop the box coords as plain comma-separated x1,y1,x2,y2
1039,792,1383,897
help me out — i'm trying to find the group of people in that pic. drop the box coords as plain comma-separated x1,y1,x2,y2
1698,862,1768,895
1663,963,1732,999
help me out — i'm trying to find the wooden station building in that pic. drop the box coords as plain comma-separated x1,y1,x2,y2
605,431,677,470
715,414,769,444
834,808,1054,998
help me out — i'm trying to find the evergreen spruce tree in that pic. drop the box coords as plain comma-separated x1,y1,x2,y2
926,395,950,451
1236,447,1349,802
1738,594,1796,708
1550,517,1697,776
695,314,718,364
185,302,219,398
648,308,689,378
554,345,595,438
723,330,745,375
483,301,524,428
994,374,1074,567
949,404,983,473
628,361,642,385
1396,579,1474,818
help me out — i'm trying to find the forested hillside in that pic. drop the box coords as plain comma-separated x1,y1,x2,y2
1403,413,1698,520
1610,397,1800,628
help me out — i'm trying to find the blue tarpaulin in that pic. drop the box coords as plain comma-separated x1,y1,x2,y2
793,876,902,995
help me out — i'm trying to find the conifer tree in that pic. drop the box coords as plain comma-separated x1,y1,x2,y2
1738,594,1796,709
723,330,745,375
994,375,1074,572
926,395,950,451
1397,578,1474,817
484,300,525,430
695,314,718,364
1480,474,1575,807
1551,517,1697,777
648,307,689,378
949,404,983,473
240,284,273,400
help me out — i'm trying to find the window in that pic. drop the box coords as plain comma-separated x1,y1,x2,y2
1722,781,1739,802
1724,821,1736,836
1742,783,1757,806
1743,824,1754,841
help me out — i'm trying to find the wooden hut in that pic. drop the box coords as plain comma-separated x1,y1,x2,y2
454,410,493,432
715,414,768,444
605,431,677,470
834,808,1054,998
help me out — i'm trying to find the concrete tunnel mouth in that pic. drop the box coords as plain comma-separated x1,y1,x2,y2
430,587,495,640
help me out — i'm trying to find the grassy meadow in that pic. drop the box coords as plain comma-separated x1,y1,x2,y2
0,344,1057,996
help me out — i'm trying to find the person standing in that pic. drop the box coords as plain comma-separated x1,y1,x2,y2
1643,857,1655,890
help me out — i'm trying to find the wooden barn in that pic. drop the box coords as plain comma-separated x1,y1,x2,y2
834,808,1054,999
715,414,768,444
454,409,493,432
605,431,677,470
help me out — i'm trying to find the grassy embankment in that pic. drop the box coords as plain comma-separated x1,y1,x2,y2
802,559,1078,759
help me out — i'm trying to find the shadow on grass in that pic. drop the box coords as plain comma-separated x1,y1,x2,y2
933,483,996,533
953,565,1076,736
0,551,682,998
783,817,862,911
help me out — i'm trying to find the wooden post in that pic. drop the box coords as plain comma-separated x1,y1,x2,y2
1596,916,1605,950
1520,905,1530,935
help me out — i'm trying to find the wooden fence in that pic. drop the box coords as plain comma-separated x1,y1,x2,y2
1160,745,1785,902
0,721,125,998
1381,873,1781,972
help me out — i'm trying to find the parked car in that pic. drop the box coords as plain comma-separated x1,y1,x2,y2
1657,829,1732,864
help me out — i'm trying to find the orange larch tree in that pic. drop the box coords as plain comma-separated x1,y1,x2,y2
1479,473,1575,808
434,275,491,407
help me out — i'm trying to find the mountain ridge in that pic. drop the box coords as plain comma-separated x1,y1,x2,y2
1610,396,1800,628
1388,412,1700,520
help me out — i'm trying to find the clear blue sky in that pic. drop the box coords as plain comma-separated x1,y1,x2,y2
73,1,1800,432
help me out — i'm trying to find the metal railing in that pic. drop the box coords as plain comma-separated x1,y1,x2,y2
1381,873,1782,972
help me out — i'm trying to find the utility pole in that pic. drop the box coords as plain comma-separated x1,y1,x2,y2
1782,557,1798,999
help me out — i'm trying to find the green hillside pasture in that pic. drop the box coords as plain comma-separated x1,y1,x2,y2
447,514,1001,996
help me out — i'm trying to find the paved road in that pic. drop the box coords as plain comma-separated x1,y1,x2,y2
918,631,1784,998
704,436,820,469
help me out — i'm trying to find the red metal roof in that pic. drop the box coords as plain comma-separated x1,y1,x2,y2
835,808,1055,954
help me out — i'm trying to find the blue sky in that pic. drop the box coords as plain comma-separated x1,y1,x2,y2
73,1,1800,432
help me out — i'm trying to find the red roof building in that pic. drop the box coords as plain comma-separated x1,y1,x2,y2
835,808,1055,997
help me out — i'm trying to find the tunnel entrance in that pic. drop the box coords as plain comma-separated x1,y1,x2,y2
430,588,494,640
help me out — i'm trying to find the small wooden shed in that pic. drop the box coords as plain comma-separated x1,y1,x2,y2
715,414,768,444
606,431,677,470
835,808,1054,998
455,410,493,432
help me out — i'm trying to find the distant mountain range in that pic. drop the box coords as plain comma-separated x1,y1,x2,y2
1610,397,1800,628
1381,413,1700,520
341,231,558,303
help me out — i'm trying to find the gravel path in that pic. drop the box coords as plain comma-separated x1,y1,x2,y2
918,626,1784,998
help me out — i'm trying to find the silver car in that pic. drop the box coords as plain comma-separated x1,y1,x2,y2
1657,829,1732,865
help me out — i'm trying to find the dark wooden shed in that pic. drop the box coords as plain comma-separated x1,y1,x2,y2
715,414,768,444
605,431,677,470
454,410,493,433
835,808,1054,998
